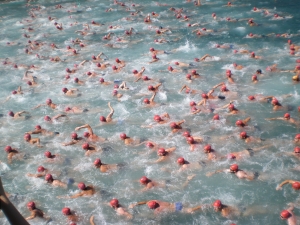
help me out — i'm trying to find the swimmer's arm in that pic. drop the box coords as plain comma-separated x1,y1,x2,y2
154,157,165,163
150,92,156,102
200,54,211,61
212,82,224,89
193,136,203,142
191,109,201,114
261,96,274,100
15,111,27,117
134,77,141,82
206,169,225,177
265,117,284,121
53,114,66,120
69,192,84,199
176,120,185,126
166,147,176,153
62,140,77,146
129,201,147,208
107,102,114,119
277,180,294,190
79,60,87,66
27,173,44,178
33,104,45,109
197,99,205,106
25,212,36,220
179,85,189,92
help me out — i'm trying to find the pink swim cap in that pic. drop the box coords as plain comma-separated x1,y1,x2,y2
186,74,192,79
115,58,120,63
146,142,154,148
143,98,150,104
4,146,12,153
213,114,220,120
150,47,155,52
62,207,71,215
78,182,86,190
236,120,245,127
212,13,216,17
143,76,149,81
43,152,53,162
248,95,255,101
82,143,89,150
62,87,68,93
284,113,290,119
213,200,222,208
240,131,247,139
99,78,104,83
154,115,162,122
12,90,17,95
45,174,53,182
8,111,14,117
71,133,78,139
186,136,194,144
168,66,173,71
132,69,138,74
281,210,291,219
112,65,117,70
44,116,51,121
110,199,119,207
147,200,158,209
294,147,300,153
190,101,196,106
292,182,300,190
83,132,90,138
140,176,150,185
157,148,166,156
24,133,31,141
170,122,177,129
27,81,32,86
204,144,212,153
27,201,36,209
295,134,300,140
94,158,101,166
100,116,106,122
202,93,208,99
37,166,45,172
46,98,52,105
271,98,279,105
120,133,127,139
177,157,185,165
230,164,239,172
183,131,190,137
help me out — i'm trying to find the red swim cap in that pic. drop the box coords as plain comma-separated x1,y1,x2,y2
100,116,106,122
140,176,150,185
62,207,71,215
186,136,194,144
154,115,162,122
253,7,257,11
294,147,300,153
44,151,52,158
132,69,138,74
295,134,300,140
168,66,173,71
202,27,207,31
251,52,255,56
213,114,220,120
150,47,155,52
240,131,247,139
248,95,255,100
230,164,239,172
190,101,196,106
110,199,119,208
186,74,192,79
120,133,127,139
183,131,190,137
115,58,120,63
228,104,235,111
144,98,150,104
44,116,51,121
170,122,177,129
148,85,154,91
46,98,52,105
62,88,68,93
177,157,185,165
27,201,36,209
24,133,31,141
78,182,86,190
71,133,78,139
146,142,154,148
27,81,32,86
227,153,236,159
249,33,253,37
204,144,212,153
99,78,104,83
212,13,216,17
82,143,89,150
112,90,118,95
86,71,92,76
35,125,41,130
74,78,79,83
202,93,208,99
226,70,232,75
4,146,12,153
271,98,279,105
143,76,150,81
37,166,45,172
191,70,197,75
221,85,228,92
292,182,300,190
233,49,238,54
252,75,257,81
280,210,291,219
12,90,17,95
284,113,290,119
45,174,53,182
96,63,101,68
213,200,222,208
236,120,244,127
157,148,167,156
147,200,157,209
94,158,101,166
8,111,14,117
194,58,200,62
112,65,117,70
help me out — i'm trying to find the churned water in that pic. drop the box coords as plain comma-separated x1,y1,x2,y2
0,0,300,224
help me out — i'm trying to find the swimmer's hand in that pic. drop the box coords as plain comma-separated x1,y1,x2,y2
276,186,282,191
129,203,136,209
206,172,215,177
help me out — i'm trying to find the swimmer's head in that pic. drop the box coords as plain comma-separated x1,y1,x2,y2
233,49,238,54
227,2,231,5
146,142,154,148
110,199,119,208
91,20,96,24
230,164,239,172
191,70,197,75
253,7,257,11
240,131,247,139
154,115,162,122
177,157,185,165
4,146,12,153
170,122,178,129
226,17,231,21
143,76,150,81
284,113,290,119
120,133,127,140
295,134,300,141
248,19,253,23
168,66,173,71
78,182,86,190
62,87,68,93
72,49,77,54
186,74,192,80
132,69,138,74
249,33,253,37
190,101,196,106
212,13,216,18
252,75,258,81
183,131,190,137
86,71,92,76
45,174,53,182
44,151,52,158
143,98,150,104
213,114,220,120
188,23,191,27
94,158,102,167
280,210,291,219
114,84,119,89
204,144,212,153
290,50,295,55
65,107,72,112
27,81,32,86
71,133,78,140
227,153,236,160
100,115,107,122
290,46,295,51
46,98,52,105
8,111,14,117
44,116,51,121
140,176,150,185
150,47,155,52
96,63,101,68
65,75,70,79
202,93,208,99
157,148,167,156
256,69,262,74
292,182,300,190
24,133,31,141
147,200,158,209
194,58,200,62
236,120,245,127
99,78,104,83
271,98,279,106
228,104,235,111
27,201,36,210
221,85,228,92
186,136,194,144
83,132,90,138
12,90,17,95
112,90,118,96
37,166,45,172
62,207,71,215
213,200,222,210
248,95,255,101
175,62,179,65
251,52,255,57
112,65,117,70
82,143,89,150
92,55,96,60
115,58,120,63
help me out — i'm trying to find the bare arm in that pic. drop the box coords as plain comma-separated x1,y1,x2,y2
150,92,156,102
15,111,27,117
107,102,114,119
277,180,294,190
129,201,147,208
53,114,66,120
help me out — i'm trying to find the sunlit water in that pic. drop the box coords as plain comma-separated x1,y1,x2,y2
0,0,300,224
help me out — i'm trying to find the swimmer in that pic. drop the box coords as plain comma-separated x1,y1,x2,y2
24,133,42,147
92,52,108,62
34,98,57,109
99,78,112,85
61,207,78,223
139,176,165,191
149,54,160,63
233,62,244,70
235,117,251,127
27,166,48,178
225,70,235,83
99,102,114,123
167,66,181,73
132,67,145,77
294,134,300,145
62,133,83,146
149,47,165,55
266,113,300,126
240,131,262,143
75,124,106,142
197,90,218,107
62,87,79,96
117,81,129,90
154,147,176,163
202,144,223,161
119,133,139,145
207,164,256,180
74,77,85,85
112,65,123,73
250,52,262,59
143,92,158,107
170,120,185,133
280,204,297,225
184,131,203,151
109,199,132,219
148,83,162,93
112,89,123,100
177,157,202,171
44,151,61,162
25,202,48,220
277,180,300,191
81,142,101,156
43,114,67,122
144,14,151,23
45,174,67,188
91,20,103,26
217,101,239,115
153,113,170,124
115,58,126,67
68,182,95,198
227,145,272,160
212,200,240,218
94,158,119,173
4,146,20,164
270,97,284,111
248,19,258,26
129,199,203,214
7,110,28,119
179,85,199,94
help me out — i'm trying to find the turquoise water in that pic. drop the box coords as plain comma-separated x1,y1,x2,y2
0,0,300,224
